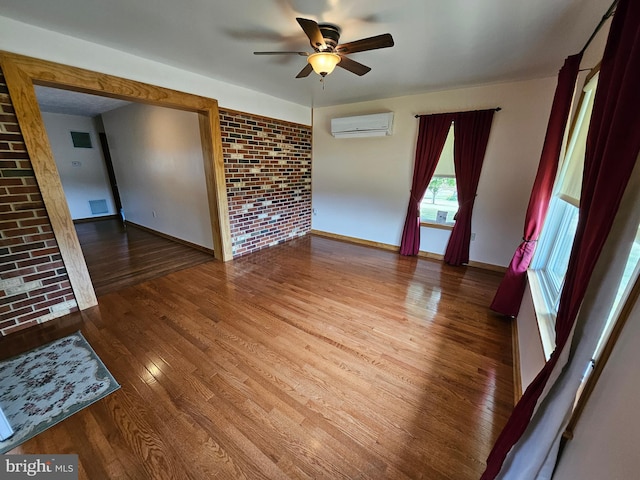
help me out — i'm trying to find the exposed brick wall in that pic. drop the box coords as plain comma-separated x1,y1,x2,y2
0,69,78,336
220,109,312,257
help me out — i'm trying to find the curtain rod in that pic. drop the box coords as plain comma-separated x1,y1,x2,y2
414,107,501,118
580,0,617,55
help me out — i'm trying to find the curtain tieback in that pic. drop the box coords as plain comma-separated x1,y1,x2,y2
409,190,422,215
522,237,538,243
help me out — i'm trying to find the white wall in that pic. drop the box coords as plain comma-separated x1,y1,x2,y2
312,77,557,267
553,295,640,479
0,16,310,126
41,112,116,220
101,103,213,249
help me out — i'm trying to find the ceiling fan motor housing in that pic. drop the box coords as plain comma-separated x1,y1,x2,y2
318,24,341,51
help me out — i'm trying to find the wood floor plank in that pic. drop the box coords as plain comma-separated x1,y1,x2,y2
3,232,514,479
74,219,214,296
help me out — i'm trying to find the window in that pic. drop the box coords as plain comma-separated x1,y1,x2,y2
531,72,599,330
530,68,639,370
531,68,640,383
420,123,457,226
574,222,640,409
593,224,640,359
533,197,579,312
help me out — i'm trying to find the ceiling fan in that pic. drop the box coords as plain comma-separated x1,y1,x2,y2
254,18,394,78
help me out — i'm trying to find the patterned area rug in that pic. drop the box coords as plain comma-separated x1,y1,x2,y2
0,332,120,453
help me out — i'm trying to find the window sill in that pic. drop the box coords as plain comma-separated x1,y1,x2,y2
527,269,556,360
420,222,454,231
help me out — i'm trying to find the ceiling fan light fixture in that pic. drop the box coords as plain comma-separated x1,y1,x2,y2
307,52,341,76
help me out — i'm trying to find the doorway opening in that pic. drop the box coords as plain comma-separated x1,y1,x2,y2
35,85,216,296
0,51,232,310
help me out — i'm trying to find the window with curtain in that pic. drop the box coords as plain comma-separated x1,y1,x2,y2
532,72,599,320
573,221,640,422
532,69,640,364
419,123,457,226
590,223,640,360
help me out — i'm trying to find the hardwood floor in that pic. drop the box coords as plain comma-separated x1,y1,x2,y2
4,235,513,479
75,219,214,296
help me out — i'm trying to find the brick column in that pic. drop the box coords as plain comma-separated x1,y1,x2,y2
0,69,78,336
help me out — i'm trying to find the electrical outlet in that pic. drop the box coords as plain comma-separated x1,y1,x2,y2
71,161,81,167
312,208,318,216
152,211,157,218
471,232,476,241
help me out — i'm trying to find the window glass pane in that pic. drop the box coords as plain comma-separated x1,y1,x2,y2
575,224,640,405
420,176,458,225
557,72,599,207
420,123,457,225
433,124,455,176
547,203,579,287
533,198,579,313
594,223,640,357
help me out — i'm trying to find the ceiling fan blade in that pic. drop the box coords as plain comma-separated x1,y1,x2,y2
296,17,327,50
254,51,309,56
335,33,394,54
336,56,371,76
295,63,314,78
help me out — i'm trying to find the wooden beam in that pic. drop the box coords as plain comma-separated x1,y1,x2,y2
0,51,215,112
0,55,97,309
0,50,234,309
199,109,233,260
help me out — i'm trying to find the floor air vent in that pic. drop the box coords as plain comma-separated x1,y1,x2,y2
89,199,109,215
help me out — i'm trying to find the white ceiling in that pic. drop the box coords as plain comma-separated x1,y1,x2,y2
35,86,130,116
1,0,613,109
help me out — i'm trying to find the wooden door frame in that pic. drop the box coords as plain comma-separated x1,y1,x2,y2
0,51,232,311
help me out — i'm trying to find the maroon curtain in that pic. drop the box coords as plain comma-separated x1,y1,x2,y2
482,0,640,477
490,53,583,317
399,113,455,255
443,110,495,265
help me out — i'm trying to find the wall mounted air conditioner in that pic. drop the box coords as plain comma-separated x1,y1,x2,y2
330,112,394,138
